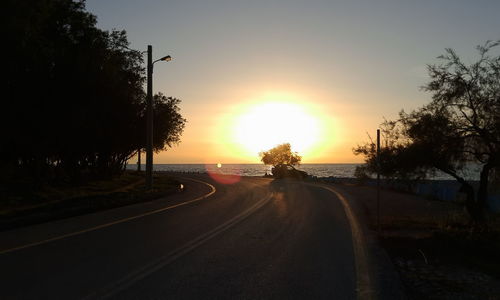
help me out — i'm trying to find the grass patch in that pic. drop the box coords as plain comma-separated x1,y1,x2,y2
0,171,181,230
382,227,500,278
380,215,500,299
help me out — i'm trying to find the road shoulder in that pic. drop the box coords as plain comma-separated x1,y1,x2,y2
325,183,407,300
0,176,214,254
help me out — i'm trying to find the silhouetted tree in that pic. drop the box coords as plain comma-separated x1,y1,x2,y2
1,0,185,183
354,120,428,182
260,143,306,179
152,93,187,152
354,41,500,224
260,143,301,166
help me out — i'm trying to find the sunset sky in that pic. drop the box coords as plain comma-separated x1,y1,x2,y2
86,0,500,164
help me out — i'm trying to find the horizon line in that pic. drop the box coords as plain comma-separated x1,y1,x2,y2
130,162,363,165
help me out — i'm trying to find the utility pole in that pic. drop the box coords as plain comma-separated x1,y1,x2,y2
137,149,141,171
146,45,154,190
376,129,381,233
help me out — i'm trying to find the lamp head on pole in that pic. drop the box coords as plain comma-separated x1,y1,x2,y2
160,55,172,62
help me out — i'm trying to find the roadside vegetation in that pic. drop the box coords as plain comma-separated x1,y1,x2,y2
352,41,500,298
380,205,500,299
354,40,500,225
2,0,186,185
1,0,186,226
0,171,181,230
337,183,500,299
260,143,308,179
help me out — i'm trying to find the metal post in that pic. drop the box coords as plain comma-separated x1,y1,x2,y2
146,45,154,190
137,149,141,171
376,129,381,232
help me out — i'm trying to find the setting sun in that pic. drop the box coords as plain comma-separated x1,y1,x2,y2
232,101,322,156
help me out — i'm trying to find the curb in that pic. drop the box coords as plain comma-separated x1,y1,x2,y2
329,183,407,300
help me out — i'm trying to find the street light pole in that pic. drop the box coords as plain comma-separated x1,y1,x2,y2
376,128,381,233
145,45,172,190
146,45,154,190
137,149,141,171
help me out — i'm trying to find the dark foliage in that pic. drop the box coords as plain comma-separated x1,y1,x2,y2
354,41,500,224
271,164,308,180
260,143,301,167
1,0,185,184
260,143,306,179
152,93,186,152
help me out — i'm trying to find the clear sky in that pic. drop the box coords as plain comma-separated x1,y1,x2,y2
86,0,500,164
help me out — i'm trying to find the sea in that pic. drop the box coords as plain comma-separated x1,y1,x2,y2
126,163,479,180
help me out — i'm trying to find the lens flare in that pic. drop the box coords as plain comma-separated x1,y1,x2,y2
206,164,241,185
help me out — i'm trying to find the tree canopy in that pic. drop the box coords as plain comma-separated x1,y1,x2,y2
260,143,306,179
354,40,500,223
1,0,186,183
260,143,302,167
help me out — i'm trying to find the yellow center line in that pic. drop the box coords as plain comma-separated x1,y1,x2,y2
305,182,374,300
86,191,274,299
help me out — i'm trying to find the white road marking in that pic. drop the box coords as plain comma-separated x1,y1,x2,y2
0,177,216,255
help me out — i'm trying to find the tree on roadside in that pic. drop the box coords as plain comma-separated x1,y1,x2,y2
260,143,306,179
152,94,187,152
1,0,186,183
354,40,500,224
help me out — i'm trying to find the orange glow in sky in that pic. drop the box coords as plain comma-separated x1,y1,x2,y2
207,91,338,163
87,0,500,164
232,101,320,155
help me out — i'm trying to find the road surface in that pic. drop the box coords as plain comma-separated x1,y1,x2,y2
0,174,361,299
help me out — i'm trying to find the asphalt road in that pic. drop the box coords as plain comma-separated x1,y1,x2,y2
0,174,358,299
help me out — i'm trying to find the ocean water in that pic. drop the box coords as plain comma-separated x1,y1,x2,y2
126,163,481,180
126,163,358,178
